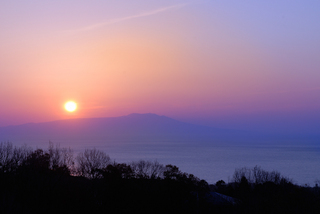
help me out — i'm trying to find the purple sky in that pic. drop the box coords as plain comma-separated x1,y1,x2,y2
1,0,320,135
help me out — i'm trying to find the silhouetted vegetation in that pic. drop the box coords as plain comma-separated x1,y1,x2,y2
210,166,320,213
0,141,319,213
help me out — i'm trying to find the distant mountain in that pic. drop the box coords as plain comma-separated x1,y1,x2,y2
0,113,241,144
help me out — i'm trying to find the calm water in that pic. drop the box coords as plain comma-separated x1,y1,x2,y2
16,140,320,185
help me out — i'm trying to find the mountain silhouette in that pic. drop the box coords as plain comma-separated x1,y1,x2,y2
0,113,241,144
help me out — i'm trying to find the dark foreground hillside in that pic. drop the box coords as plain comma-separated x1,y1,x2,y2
0,142,319,214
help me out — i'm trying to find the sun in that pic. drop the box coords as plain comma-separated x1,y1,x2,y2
64,101,77,112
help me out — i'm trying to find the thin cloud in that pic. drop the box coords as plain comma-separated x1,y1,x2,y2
249,87,320,96
72,3,189,32
84,106,109,110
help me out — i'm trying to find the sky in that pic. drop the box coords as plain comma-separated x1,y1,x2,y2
1,0,320,136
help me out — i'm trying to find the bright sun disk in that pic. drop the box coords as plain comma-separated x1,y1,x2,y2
64,101,77,112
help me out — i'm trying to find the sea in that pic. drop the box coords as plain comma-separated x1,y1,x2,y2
18,139,320,186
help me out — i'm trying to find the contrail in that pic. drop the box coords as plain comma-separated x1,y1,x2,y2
72,3,189,32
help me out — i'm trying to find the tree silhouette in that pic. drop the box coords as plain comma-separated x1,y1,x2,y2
76,148,110,179
130,160,165,179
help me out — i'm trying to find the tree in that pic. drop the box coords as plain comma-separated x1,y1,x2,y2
76,148,110,179
102,163,134,180
0,141,32,174
130,160,165,179
22,149,51,173
232,166,283,184
0,141,14,173
216,180,226,187
48,142,75,175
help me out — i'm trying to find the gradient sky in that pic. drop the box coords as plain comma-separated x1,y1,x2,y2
1,0,320,135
